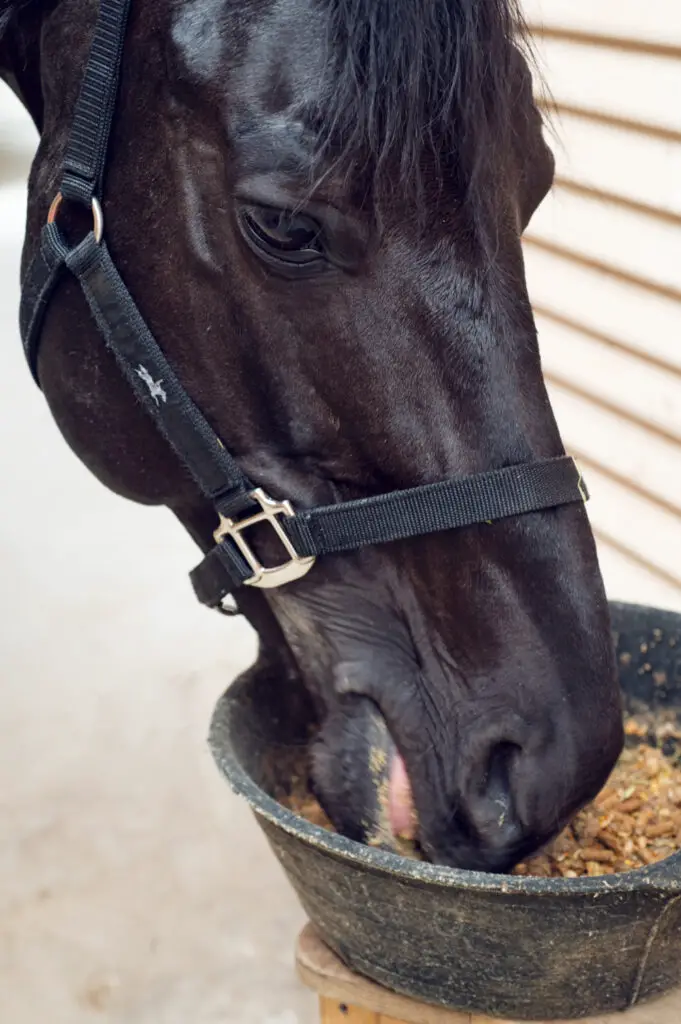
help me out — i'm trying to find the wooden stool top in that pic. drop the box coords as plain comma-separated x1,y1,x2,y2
295,923,681,1024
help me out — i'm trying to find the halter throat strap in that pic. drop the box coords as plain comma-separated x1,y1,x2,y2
18,0,589,613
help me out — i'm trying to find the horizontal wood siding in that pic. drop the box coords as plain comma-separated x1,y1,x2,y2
523,0,681,48
522,3,681,610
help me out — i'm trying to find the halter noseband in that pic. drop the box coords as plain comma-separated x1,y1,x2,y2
18,0,588,613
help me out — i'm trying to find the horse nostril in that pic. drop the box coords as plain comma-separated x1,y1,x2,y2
484,742,519,797
467,740,524,846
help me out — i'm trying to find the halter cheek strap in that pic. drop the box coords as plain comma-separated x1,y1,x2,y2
18,0,589,614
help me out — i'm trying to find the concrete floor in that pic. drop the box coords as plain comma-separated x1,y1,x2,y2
0,87,315,1024
1,56,680,1024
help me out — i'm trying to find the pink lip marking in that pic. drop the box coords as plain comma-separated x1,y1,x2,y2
388,753,417,840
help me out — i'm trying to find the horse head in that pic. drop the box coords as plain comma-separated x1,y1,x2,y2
2,0,623,870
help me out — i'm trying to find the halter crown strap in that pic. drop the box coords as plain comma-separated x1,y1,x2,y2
18,0,590,615
19,0,254,515
20,0,133,382
60,0,133,205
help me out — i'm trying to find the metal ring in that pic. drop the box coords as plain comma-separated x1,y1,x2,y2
47,192,104,244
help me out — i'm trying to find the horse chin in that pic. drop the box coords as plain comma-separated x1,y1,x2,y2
310,697,553,872
308,694,427,862
310,697,410,851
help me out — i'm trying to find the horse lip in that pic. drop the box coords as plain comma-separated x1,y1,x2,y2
388,750,418,841
355,719,420,851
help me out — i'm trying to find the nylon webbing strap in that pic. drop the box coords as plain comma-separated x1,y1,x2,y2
19,0,253,514
190,455,587,607
20,223,70,381
64,234,253,512
19,0,133,382
61,0,133,204
288,456,587,555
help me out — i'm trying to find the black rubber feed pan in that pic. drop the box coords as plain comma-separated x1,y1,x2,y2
209,602,681,1020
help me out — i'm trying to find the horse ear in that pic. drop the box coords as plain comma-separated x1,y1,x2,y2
509,44,556,233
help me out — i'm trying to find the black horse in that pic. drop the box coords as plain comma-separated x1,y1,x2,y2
1,0,623,871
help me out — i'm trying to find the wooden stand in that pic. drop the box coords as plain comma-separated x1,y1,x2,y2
296,923,681,1024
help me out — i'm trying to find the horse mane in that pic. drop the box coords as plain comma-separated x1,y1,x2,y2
316,0,534,213
0,0,16,34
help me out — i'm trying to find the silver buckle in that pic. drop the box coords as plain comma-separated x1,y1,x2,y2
213,488,316,590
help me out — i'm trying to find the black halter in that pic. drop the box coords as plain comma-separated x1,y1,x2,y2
19,0,588,613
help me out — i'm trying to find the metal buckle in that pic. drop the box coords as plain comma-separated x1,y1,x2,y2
213,488,316,590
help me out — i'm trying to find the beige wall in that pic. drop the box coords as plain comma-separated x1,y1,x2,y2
522,1,681,611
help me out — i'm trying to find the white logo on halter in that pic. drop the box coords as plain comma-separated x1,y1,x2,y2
135,364,167,406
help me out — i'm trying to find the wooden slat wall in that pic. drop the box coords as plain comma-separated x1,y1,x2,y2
524,0,681,48
522,1,681,611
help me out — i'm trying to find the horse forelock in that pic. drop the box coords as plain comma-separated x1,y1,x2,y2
313,0,533,208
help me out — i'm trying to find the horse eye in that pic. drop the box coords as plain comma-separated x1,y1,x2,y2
240,204,325,264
